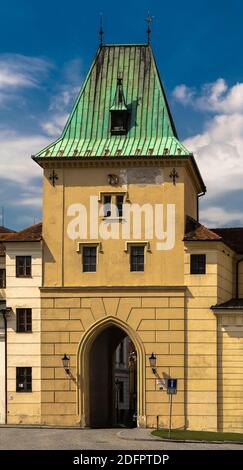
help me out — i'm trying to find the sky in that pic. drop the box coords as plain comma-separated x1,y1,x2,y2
0,0,243,230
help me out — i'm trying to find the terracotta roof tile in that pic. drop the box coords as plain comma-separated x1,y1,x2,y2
5,222,42,242
184,216,243,254
0,226,16,234
0,226,16,255
184,216,221,242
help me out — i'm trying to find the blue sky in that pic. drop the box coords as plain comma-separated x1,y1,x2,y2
0,0,243,229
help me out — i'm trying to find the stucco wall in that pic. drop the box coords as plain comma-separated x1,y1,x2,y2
184,244,218,431
42,163,196,289
40,290,186,428
217,313,243,432
5,242,41,424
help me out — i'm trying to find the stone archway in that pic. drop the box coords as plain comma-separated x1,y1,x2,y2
77,316,146,428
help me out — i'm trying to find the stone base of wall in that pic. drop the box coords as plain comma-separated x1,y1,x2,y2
40,289,186,429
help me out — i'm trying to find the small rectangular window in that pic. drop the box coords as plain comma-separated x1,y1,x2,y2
116,195,124,218
83,246,97,272
16,308,32,332
190,254,206,274
130,245,144,272
0,269,6,288
103,195,112,217
16,256,32,278
16,367,32,392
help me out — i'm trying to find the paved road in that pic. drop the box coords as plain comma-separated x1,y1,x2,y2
0,427,243,450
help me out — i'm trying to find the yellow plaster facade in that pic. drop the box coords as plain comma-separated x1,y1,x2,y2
4,43,243,432
36,159,243,432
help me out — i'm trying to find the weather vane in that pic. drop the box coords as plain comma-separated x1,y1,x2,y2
145,12,154,45
99,13,104,45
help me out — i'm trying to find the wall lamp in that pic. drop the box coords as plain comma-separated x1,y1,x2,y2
62,354,70,374
149,353,157,374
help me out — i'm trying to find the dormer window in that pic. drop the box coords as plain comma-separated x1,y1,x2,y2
110,77,129,135
110,110,128,135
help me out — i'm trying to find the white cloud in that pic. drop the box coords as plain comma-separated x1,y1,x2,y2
0,130,50,184
173,78,243,226
172,84,195,105
200,206,243,227
41,113,69,137
40,59,83,139
49,88,79,113
183,112,243,197
0,56,83,225
173,78,243,114
14,197,42,207
0,53,52,103
48,59,83,113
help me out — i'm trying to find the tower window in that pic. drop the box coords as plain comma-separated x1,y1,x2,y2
190,254,206,274
116,195,124,217
110,110,128,135
104,195,112,217
110,77,129,135
83,246,97,272
130,245,145,272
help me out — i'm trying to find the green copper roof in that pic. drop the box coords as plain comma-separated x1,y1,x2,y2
35,44,190,159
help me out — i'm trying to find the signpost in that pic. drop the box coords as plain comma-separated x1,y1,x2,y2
167,378,177,439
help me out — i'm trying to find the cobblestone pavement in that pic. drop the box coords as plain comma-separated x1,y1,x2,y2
0,427,243,450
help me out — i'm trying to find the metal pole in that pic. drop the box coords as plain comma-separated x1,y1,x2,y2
168,393,172,439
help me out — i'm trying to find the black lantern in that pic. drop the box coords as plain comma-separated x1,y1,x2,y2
62,354,70,374
149,353,157,374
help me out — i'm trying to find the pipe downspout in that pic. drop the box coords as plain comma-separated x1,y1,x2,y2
197,191,206,222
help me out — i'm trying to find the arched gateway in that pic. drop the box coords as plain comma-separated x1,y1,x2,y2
77,317,146,428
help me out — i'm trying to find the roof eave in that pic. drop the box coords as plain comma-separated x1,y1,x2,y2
183,238,222,243
4,238,42,243
33,153,206,194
